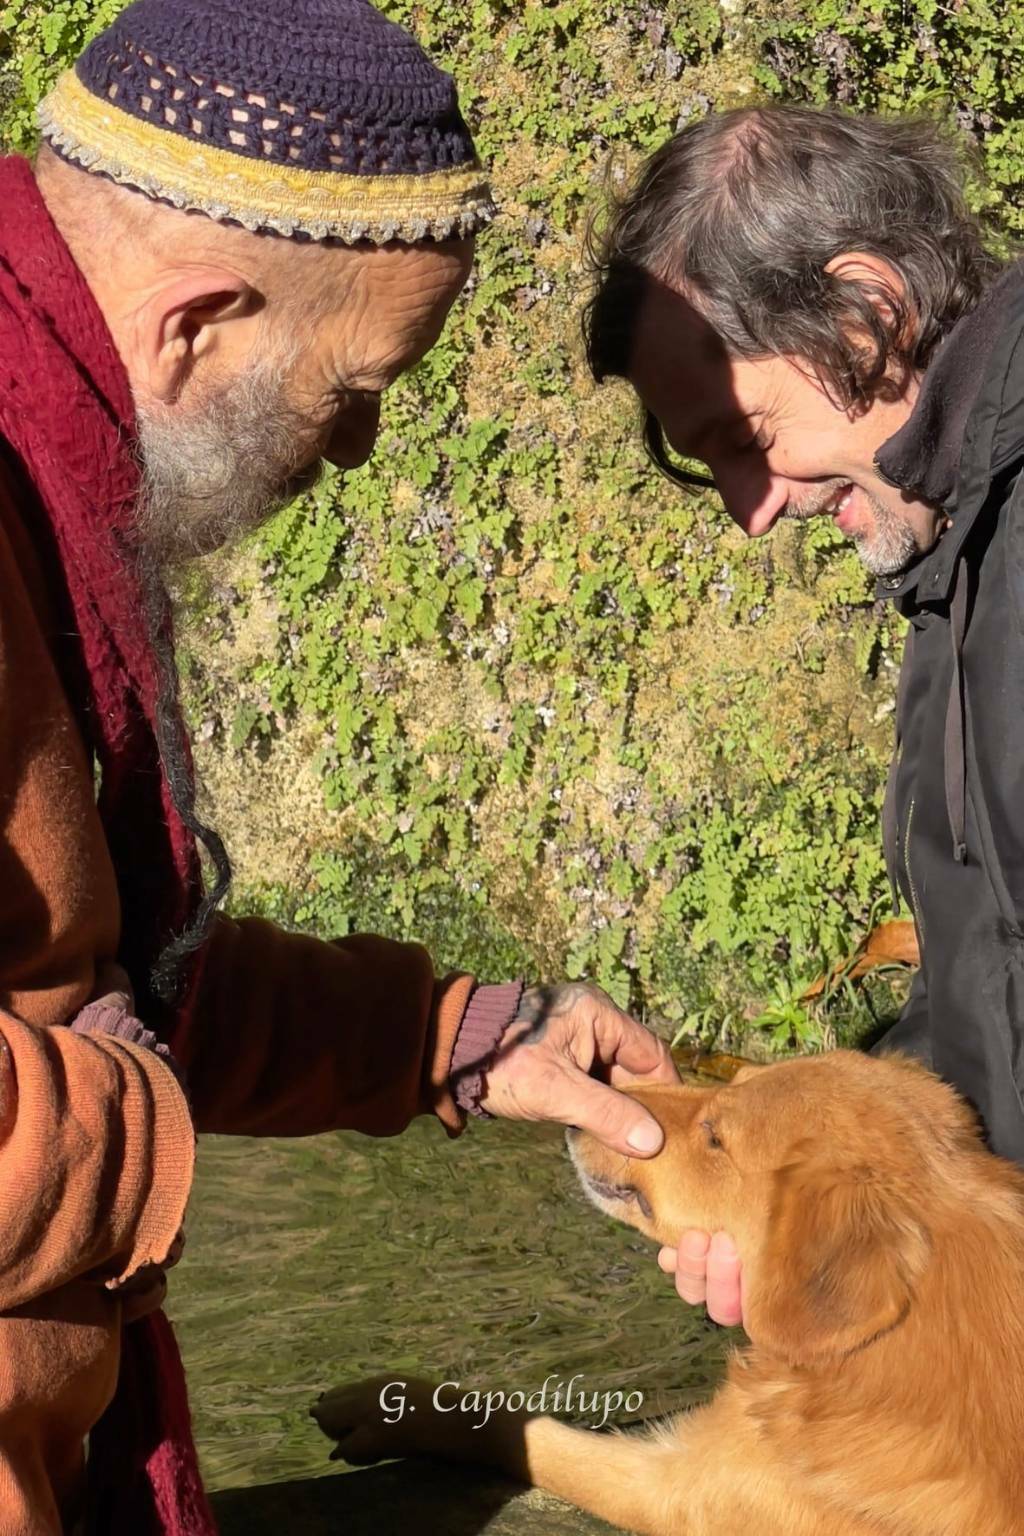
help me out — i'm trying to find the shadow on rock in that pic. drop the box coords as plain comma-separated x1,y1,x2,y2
210,1459,622,1534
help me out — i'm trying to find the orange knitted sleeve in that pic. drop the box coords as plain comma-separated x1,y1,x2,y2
0,1012,194,1308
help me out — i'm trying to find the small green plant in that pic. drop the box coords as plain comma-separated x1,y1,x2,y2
750,977,823,1052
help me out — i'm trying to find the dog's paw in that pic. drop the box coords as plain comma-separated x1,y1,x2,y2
311,1375,439,1465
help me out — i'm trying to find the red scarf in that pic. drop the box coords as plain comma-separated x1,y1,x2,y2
0,157,217,1535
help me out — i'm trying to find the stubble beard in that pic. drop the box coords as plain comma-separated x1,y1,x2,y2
788,478,919,577
846,491,919,576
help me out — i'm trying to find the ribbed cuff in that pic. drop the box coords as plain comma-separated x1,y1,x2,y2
70,1000,194,1285
95,1036,195,1287
71,1000,187,1093
449,980,525,1119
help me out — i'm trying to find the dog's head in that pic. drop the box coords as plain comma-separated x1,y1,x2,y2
569,1051,983,1367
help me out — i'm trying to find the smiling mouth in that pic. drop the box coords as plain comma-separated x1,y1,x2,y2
567,1133,654,1218
789,480,855,526
811,481,859,534
825,483,854,515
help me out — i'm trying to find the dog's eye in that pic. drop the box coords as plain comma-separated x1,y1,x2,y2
701,1120,724,1151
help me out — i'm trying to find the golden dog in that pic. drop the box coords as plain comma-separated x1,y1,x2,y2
313,1052,1024,1535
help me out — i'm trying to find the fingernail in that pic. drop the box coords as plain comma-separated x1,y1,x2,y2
711,1232,739,1260
626,1120,662,1154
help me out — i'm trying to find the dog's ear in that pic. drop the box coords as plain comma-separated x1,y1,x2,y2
745,1157,930,1366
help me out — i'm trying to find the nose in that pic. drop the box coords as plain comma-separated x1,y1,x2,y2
323,392,382,471
715,461,791,539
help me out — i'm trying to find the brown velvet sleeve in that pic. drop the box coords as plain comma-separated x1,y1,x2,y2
179,914,475,1138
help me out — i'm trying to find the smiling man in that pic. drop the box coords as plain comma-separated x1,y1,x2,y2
0,1,681,1531
626,274,947,570
584,105,1024,1320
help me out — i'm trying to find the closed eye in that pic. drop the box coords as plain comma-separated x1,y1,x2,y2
701,1119,724,1152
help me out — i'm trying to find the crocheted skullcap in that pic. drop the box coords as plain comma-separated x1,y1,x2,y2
38,0,496,243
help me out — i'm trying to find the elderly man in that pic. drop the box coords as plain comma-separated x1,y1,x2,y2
584,105,1023,1323
0,1,678,1530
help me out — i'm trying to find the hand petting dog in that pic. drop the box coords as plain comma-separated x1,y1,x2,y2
479,982,745,1321
477,980,679,1158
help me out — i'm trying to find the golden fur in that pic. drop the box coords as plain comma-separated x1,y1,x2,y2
315,1052,1024,1535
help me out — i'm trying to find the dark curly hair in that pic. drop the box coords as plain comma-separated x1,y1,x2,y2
584,105,1002,491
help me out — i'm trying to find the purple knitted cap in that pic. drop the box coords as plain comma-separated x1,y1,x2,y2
38,0,496,243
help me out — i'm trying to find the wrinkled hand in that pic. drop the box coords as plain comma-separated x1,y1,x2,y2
478,981,679,1158
658,1231,745,1328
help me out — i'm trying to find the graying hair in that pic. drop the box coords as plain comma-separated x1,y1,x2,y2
584,105,1002,486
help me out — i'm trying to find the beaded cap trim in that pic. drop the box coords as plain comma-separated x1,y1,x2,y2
39,69,496,243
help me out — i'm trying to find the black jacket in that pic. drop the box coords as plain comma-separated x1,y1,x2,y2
874,259,1024,1162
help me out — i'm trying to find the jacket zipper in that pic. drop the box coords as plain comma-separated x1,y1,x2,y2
903,797,925,946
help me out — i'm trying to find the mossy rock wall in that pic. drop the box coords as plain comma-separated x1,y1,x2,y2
3,0,1021,1035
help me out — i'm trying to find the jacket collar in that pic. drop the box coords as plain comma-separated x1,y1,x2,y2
873,258,1024,603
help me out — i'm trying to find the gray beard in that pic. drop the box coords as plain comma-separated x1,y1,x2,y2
788,478,919,577
129,355,324,983
133,356,324,569
849,500,920,576
125,355,331,997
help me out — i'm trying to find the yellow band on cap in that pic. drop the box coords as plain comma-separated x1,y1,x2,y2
39,68,496,242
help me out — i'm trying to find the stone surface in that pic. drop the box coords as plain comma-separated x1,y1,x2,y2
211,1461,627,1534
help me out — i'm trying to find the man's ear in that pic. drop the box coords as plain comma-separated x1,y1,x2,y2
133,270,258,404
824,250,914,349
745,1155,931,1366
